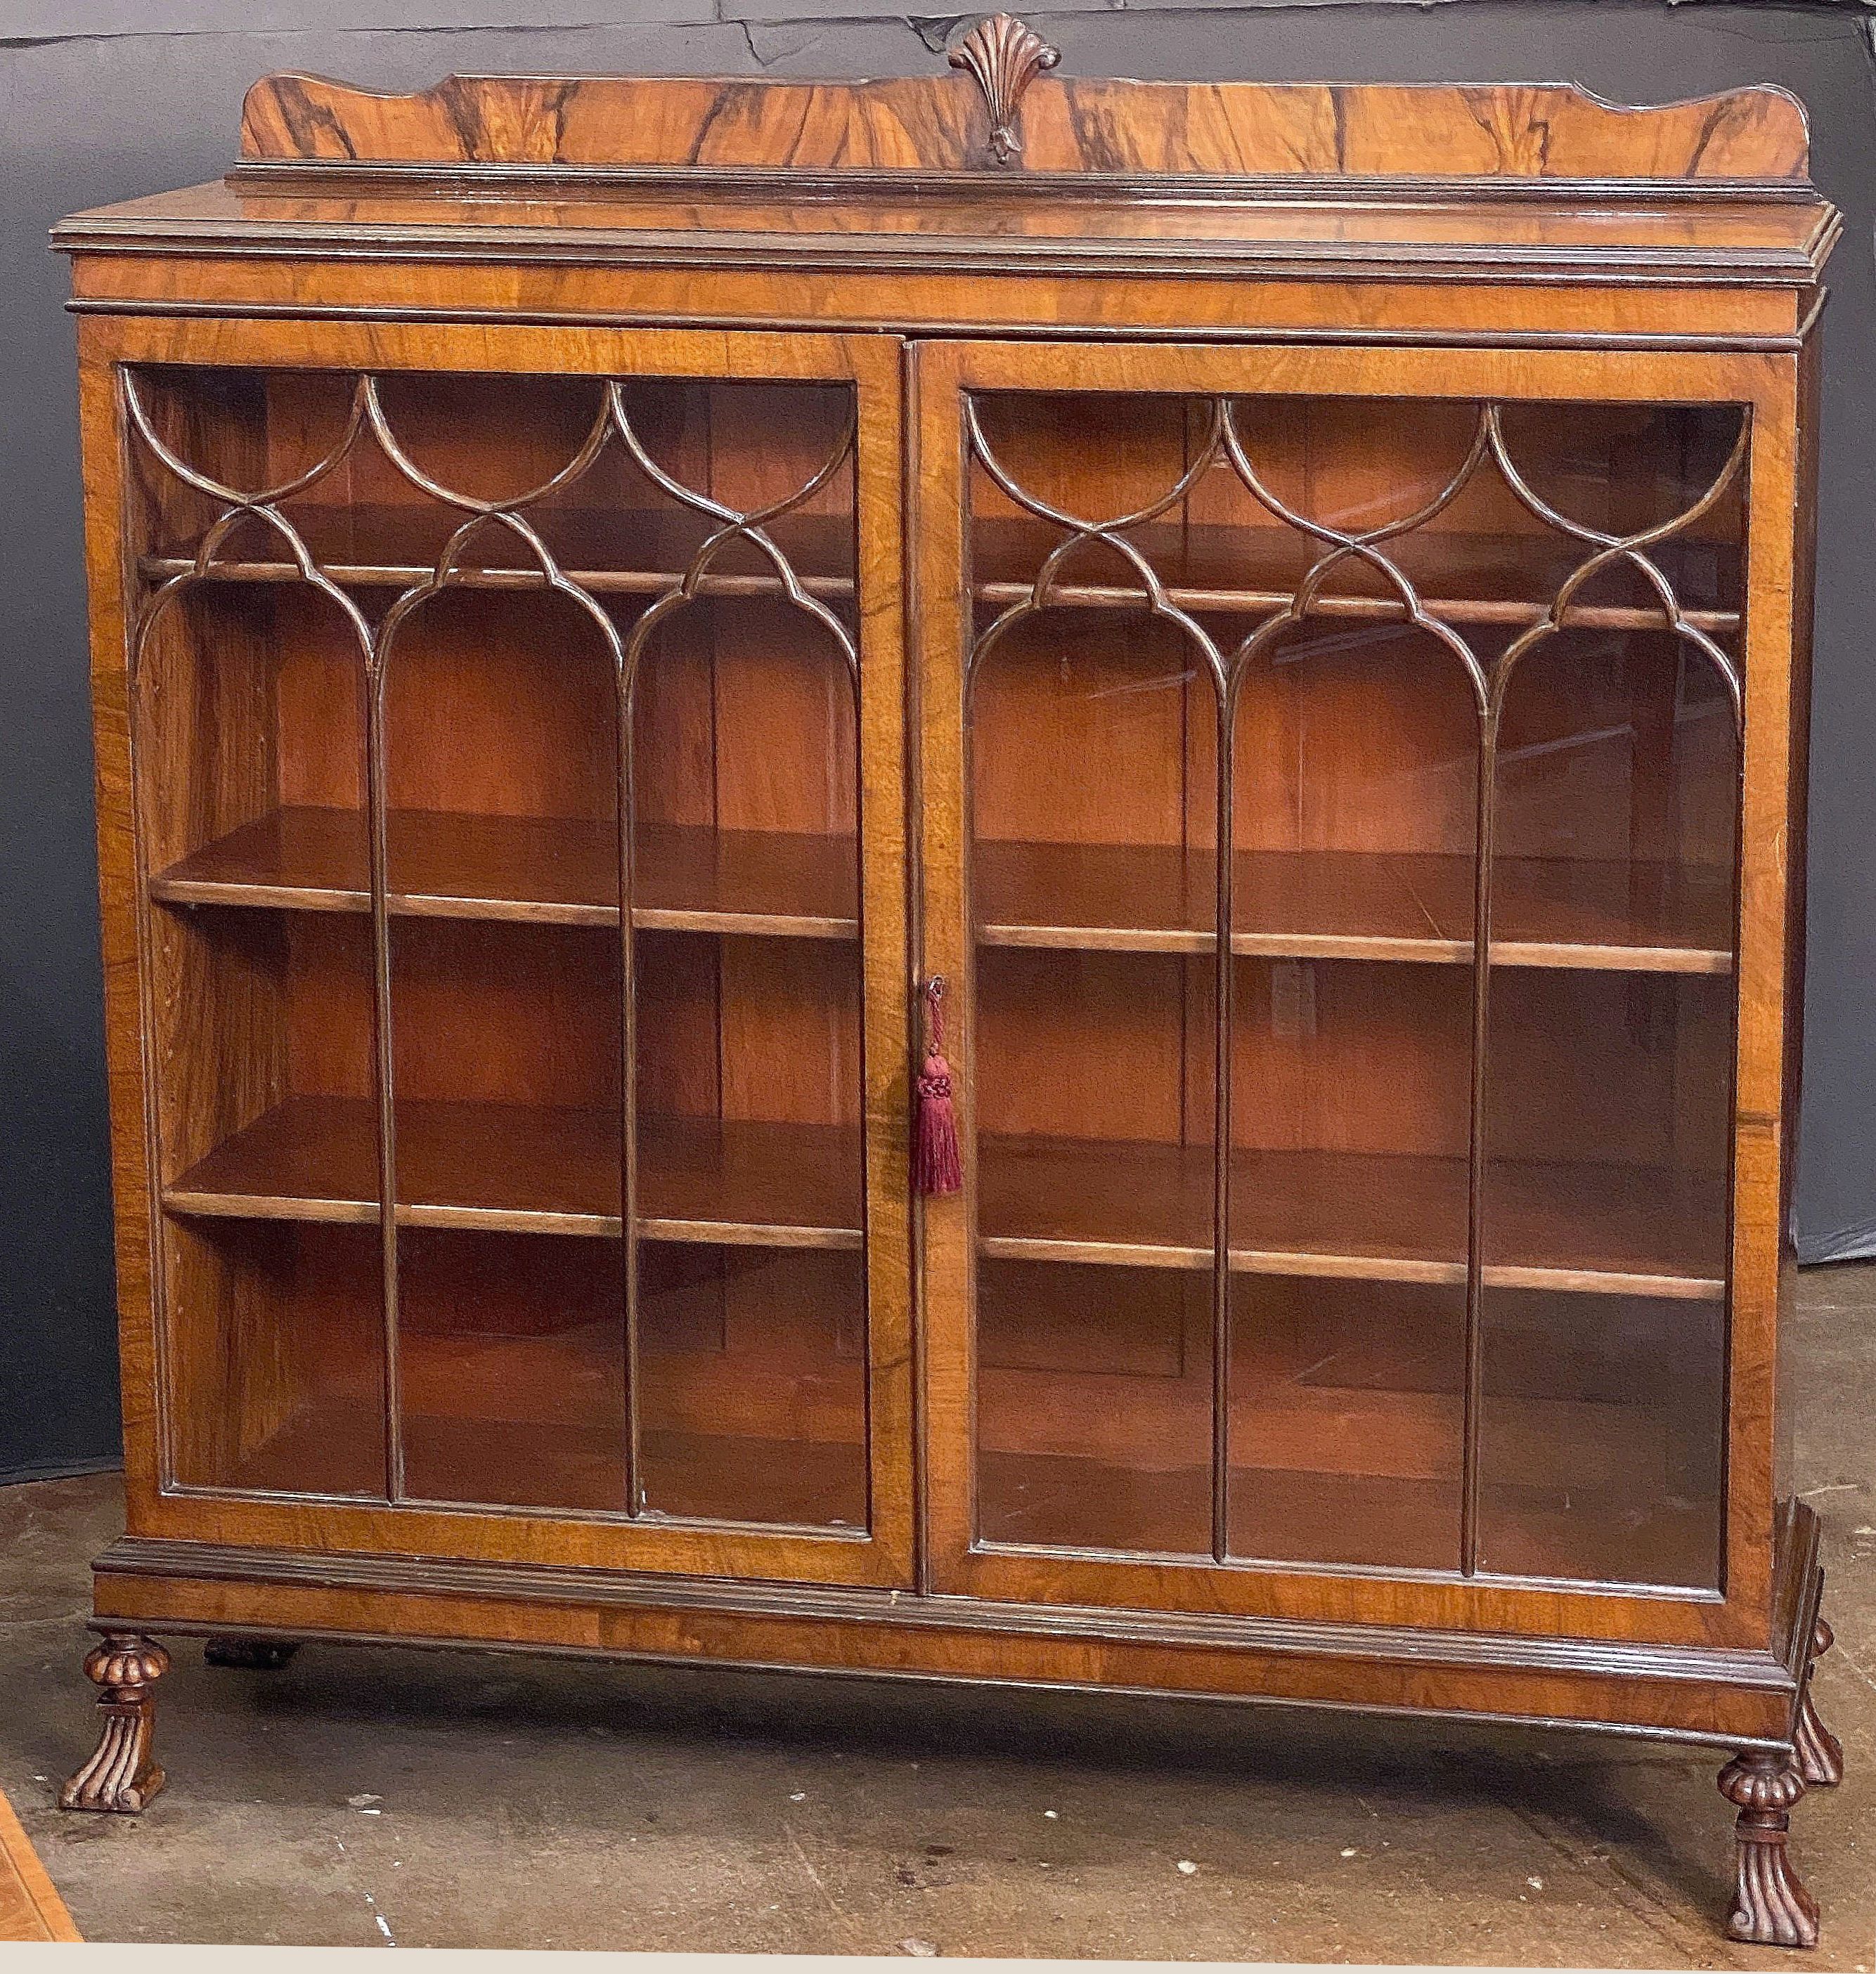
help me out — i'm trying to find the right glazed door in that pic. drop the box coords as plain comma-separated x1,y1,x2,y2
914,339,1787,1632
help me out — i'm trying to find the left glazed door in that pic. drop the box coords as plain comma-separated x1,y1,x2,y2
91,318,912,1587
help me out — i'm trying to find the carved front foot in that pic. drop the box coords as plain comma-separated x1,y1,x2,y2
1795,1618,1844,1788
60,1634,169,1814
1719,1752,1818,1948
204,1636,299,1672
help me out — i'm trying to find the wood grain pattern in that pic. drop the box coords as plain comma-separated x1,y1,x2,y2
0,1789,79,1942
236,67,1809,183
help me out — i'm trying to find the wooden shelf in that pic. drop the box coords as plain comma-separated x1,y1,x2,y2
151,806,859,938
974,839,1732,973
145,504,855,599
165,1094,862,1246
978,1134,1724,1297
971,517,1740,635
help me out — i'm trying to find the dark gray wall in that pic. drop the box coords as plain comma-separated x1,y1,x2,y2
4,2,1872,1480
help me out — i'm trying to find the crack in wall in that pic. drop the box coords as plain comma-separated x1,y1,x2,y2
7,0,1875,53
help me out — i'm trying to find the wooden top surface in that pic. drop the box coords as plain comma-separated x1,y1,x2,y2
57,175,1837,287
53,15,1835,288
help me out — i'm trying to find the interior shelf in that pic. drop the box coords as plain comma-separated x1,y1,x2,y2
974,840,1732,972
164,1094,863,1246
977,1135,1724,1297
151,807,859,938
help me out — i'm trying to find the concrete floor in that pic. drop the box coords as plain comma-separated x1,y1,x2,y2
2,1271,1871,1961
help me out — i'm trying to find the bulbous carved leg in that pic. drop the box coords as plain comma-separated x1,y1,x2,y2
1794,1618,1844,1788
204,1636,299,1672
60,1634,169,1814
1719,1751,1818,1949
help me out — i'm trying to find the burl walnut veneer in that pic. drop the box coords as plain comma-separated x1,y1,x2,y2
53,17,1842,1945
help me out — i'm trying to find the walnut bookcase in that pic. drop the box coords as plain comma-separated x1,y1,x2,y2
53,18,1842,1944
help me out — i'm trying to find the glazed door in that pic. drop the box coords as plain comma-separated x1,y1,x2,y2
103,318,912,1586
912,337,1793,1639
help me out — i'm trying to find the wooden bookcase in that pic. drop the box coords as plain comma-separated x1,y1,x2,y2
53,18,1842,1944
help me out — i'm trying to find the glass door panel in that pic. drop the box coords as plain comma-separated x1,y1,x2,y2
926,345,1751,1614
626,380,868,1531
127,361,389,1498
127,338,903,1579
1479,403,1744,1589
380,564,628,1512
970,569,1220,1554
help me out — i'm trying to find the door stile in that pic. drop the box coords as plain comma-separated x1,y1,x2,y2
853,334,918,1583
909,339,977,1587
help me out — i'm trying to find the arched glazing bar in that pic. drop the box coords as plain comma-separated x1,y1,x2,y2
122,362,862,1526
1463,403,1750,1577
964,396,1235,1559
605,382,860,1524
122,368,387,1491
363,377,626,1509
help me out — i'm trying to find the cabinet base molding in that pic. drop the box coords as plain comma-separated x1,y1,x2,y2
84,1508,1824,1747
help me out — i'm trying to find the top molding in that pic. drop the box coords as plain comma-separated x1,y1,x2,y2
235,12,1811,190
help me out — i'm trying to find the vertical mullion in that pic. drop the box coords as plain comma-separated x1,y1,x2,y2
1211,669,1235,1567
619,658,642,1519
366,646,404,1505
1460,693,1499,1577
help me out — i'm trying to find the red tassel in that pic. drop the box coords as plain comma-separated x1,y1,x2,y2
914,977,962,1197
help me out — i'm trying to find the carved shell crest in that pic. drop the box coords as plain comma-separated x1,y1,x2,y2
948,13,1061,166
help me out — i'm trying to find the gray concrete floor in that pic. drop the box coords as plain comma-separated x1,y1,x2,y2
2,1269,1872,1961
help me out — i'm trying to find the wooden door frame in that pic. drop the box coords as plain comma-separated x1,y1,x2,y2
80,312,915,1588
910,335,1801,1648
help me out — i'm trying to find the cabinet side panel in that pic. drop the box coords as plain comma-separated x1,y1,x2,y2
1729,353,1804,1642
1774,330,1821,1515
76,326,160,1517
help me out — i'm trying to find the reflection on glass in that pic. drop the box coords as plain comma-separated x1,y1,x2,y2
963,384,1745,1585
628,436,865,1526
1477,1291,1726,1587
978,1260,1212,1551
1229,1279,1464,1571
1481,598,1739,1585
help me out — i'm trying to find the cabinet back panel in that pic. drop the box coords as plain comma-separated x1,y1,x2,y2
381,588,619,824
